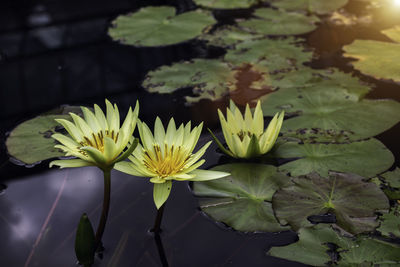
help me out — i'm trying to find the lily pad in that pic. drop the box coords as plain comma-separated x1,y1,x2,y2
269,0,348,15
380,168,400,188
261,86,400,141
272,172,389,234
373,168,400,200
268,225,349,266
238,8,320,36
193,163,290,232
382,26,400,43
200,25,264,48
274,138,394,178
193,0,259,9
343,32,400,82
225,37,312,72
6,106,80,165
143,59,235,103
377,206,400,238
108,7,216,47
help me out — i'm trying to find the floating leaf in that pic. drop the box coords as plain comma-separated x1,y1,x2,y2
261,86,400,141
193,0,259,9
268,225,349,266
377,206,400,238
268,0,348,15
380,168,400,188
6,106,81,165
375,168,400,200
343,36,400,82
272,172,389,234
200,25,264,48
108,7,216,47
238,8,320,36
193,163,290,232
143,59,235,103
381,25,400,43
225,37,312,72
274,138,394,178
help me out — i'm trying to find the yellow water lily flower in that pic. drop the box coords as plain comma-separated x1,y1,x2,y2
49,99,139,171
209,100,284,159
115,117,229,209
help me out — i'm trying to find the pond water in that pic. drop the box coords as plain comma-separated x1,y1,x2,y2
1,0,400,266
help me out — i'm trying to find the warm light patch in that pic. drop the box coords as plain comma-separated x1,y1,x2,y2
394,0,400,6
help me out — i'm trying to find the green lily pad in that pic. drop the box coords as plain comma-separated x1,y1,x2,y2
340,238,400,265
274,138,394,178
142,59,235,103
382,26,400,43
108,7,216,47
261,85,400,141
6,106,80,165
268,225,349,266
238,8,320,36
269,0,348,15
200,25,264,48
225,37,312,72
381,168,400,188
373,168,400,200
377,206,400,238
269,224,400,266
193,0,259,9
272,172,389,234
193,163,291,232
343,37,400,82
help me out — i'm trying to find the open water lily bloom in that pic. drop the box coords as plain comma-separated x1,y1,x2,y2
210,100,284,159
49,99,139,171
115,117,230,209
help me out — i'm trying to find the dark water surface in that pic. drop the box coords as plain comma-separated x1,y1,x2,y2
1,0,400,266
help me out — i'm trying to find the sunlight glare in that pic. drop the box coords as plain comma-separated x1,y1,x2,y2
394,0,400,7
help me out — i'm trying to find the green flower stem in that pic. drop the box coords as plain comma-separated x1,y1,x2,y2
151,204,165,233
94,169,111,251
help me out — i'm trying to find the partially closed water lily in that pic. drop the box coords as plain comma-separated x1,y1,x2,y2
50,99,139,171
209,100,284,159
115,117,229,209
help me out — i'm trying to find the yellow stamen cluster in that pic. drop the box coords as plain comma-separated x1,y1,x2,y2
79,130,119,153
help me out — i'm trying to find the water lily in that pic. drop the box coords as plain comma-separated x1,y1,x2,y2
115,117,229,210
50,99,139,171
209,100,284,159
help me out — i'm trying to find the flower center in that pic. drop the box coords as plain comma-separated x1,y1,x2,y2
79,130,119,153
237,130,255,141
143,144,191,178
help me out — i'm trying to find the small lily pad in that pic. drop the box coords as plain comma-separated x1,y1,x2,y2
272,172,389,234
269,0,348,15
238,8,320,36
261,86,400,141
6,106,80,165
193,0,259,9
274,138,394,178
108,7,216,47
200,25,264,48
377,206,400,238
193,163,290,232
380,168,400,188
343,27,400,82
225,37,312,72
375,168,400,200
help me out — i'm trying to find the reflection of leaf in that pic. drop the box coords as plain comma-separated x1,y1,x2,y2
225,37,312,73
268,0,348,15
108,7,216,47
377,206,400,238
261,86,400,141
268,225,350,266
273,172,389,234
193,0,259,9
274,139,394,178
238,8,320,36
143,59,235,103
193,163,290,232
343,26,400,82
269,225,400,266
6,106,80,165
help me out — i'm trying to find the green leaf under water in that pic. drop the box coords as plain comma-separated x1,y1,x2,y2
272,172,389,234
75,213,96,267
274,138,394,178
108,6,216,47
193,0,260,9
5,106,81,165
238,8,320,36
261,85,400,142
193,163,290,232
268,0,348,14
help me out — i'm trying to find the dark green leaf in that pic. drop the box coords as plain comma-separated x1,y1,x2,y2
75,213,95,267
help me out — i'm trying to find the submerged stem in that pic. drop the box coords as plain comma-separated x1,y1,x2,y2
151,204,165,233
94,169,111,251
